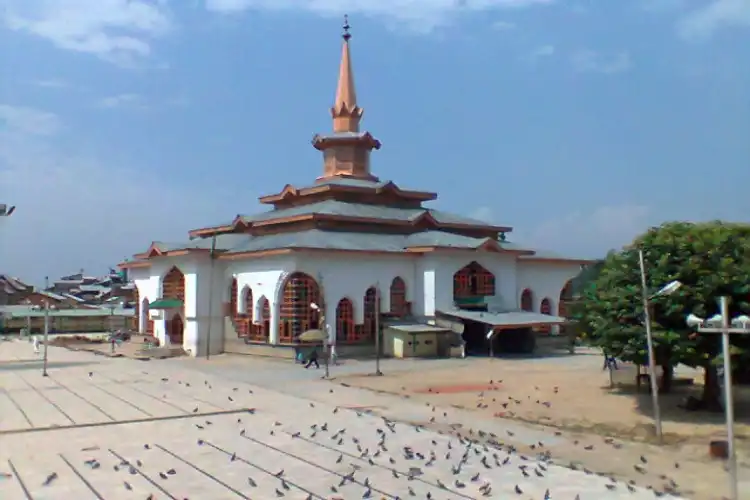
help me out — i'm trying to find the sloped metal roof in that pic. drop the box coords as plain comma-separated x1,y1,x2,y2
232,200,500,228
438,309,567,326
160,230,512,255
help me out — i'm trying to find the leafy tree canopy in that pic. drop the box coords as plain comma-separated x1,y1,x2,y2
573,221,750,371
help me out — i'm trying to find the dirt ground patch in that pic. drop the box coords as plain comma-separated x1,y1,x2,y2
336,354,750,500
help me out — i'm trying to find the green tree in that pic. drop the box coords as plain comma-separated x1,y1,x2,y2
573,221,750,408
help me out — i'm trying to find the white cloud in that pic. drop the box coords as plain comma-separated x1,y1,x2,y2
2,0,173,64
528,44,555,60
0,104,61,136
469,206,494,223
31,78,70,89
97,94,147,110
571,49,632,74
467,204,650,257
677,0,750,41
518,204,651,257
491,20,516,30
0,106,233,284
204,0,555,29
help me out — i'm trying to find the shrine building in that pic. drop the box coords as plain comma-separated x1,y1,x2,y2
119,20,591,358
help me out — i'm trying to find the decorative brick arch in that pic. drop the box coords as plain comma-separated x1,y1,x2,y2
389,277,408,317
335,298,355,343
253,296,271,341
229,278,238,315
520,288,534,312
141,297,154,334
162,266,185,345
355,286,378,342
539,297,553,335
235,285,254,338
453,261,495,301
278,272,321,343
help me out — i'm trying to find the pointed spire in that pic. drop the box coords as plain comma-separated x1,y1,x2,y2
331,15,363,133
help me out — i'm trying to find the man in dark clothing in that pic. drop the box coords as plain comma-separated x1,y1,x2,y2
305,347,320,369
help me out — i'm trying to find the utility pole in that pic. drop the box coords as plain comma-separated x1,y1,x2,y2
638,250,662,442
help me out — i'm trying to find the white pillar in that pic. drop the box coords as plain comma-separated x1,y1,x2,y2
269,299,280,344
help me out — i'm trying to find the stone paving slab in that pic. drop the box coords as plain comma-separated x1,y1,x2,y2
0,342,690,499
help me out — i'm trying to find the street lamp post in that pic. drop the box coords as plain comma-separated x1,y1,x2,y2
310,302,329,379
638,249,682,443
686,297,750,500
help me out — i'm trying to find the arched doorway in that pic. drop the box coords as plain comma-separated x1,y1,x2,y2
141,298,154,334
558,280,574,336
162,266,185,345
336,298,355,343
278,273,320,343
170,315,184,345
356,287,377,343
539,298,552,335
389,277,407,317
253,297,271,341
520,289,534,312
453,261,495,306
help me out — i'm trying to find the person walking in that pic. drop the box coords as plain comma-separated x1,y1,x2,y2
32,335,40,355
304,346,320,369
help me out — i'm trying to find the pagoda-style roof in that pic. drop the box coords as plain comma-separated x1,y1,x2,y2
258,178,437,207
119,20,595,272
311,131,381,151
188,198,512,239
122,229,539,268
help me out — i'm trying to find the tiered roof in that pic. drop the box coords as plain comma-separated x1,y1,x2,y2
121,19,589,270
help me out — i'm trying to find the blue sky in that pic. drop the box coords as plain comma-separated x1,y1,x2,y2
0,0,749,284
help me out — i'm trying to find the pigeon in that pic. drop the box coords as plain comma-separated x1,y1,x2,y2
43,473,58,486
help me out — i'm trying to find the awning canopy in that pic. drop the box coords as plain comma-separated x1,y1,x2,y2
148,299,183,310
437,309,567,329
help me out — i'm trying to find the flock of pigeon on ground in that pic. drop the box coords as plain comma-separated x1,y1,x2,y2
27,371,689,499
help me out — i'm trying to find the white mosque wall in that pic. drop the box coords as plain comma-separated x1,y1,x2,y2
131,251,582,357
516,260,582,314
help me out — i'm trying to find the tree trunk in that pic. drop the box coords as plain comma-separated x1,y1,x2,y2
660,363,674,393
702,365,722,411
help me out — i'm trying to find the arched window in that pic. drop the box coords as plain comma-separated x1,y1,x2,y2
336,298,355,342
237,286,254,339
358,287,378,342
539,298,552,334
390,277,407,316
162,266,185,344
453,262,495,301
162,267,185,302
279,273,320,343
520,289,534,312
252,297,271,341
558,280,574,336
229,278,238,317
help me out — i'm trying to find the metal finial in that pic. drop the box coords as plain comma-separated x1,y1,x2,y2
342,15,351,41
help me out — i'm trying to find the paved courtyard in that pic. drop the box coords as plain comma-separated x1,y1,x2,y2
0,341,687,499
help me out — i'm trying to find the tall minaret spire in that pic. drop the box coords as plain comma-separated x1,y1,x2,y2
331,15,363,133
313,16,381,181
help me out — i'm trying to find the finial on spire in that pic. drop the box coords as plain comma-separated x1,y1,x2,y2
342,15,351,41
